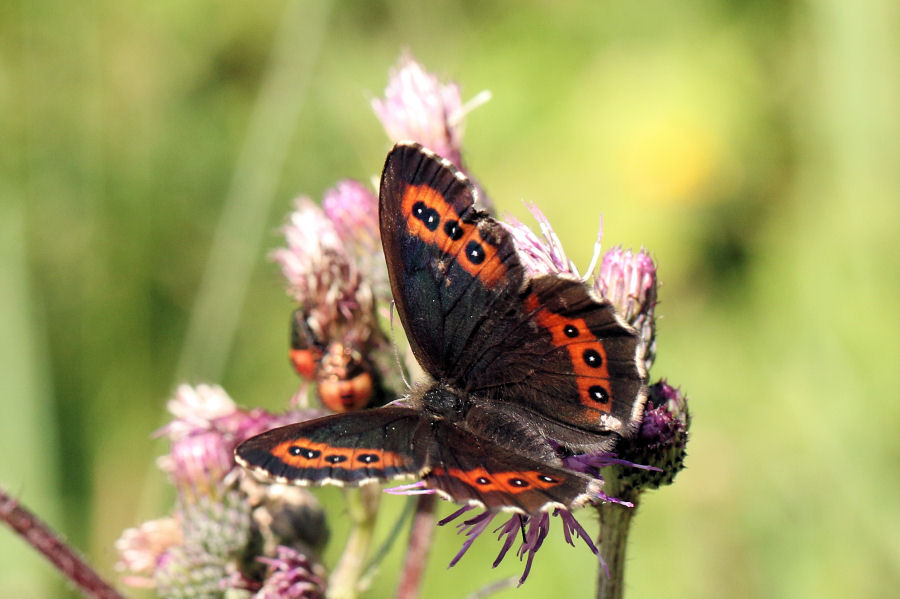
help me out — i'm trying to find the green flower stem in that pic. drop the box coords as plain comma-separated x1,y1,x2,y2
596,467,642,599
0,486,125,599
328,484,381,599
595,498,637,599
395,494,436,599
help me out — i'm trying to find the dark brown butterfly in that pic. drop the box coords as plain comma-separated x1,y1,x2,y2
237,143,647,514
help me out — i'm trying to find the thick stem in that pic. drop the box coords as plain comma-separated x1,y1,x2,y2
0,486,125,599
328,484,381,599
394,494,436,599
595,499,637,599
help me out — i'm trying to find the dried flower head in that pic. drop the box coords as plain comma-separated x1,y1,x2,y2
115,518,183,588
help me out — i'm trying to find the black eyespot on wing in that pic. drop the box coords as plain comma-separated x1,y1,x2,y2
444,219,464,240
582,348,603,368
588,385,610,404
465,240,485,264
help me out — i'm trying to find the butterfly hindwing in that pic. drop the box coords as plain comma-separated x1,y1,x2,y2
461,275,646,439
235,407,422,486
421,420,599,514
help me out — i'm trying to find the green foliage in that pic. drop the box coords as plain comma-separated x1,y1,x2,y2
2,0,898,597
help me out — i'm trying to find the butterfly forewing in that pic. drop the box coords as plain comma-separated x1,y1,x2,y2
235,408,423,486
379,144,525,382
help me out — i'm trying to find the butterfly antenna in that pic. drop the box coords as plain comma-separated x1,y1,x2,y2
389,300,412,390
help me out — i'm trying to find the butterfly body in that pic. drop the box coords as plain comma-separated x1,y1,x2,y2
237,142,647,515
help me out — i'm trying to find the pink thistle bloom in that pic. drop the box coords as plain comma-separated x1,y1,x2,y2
158,430,236,499
373,53,488,170
322,179,379,253
502,203,592,278
321,179,390,310
271,198,376,346
595,247,658,369
158,383,238,441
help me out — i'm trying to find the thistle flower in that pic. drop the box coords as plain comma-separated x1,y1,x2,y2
271,198,369,341
272,197,382,352
158,429,236,500
158,384,239,441
255,545,326,599
117,385,328,596
502,202,589,278
322,179,380,254
612,380,690,493
372,53,469,169
595,247,658,370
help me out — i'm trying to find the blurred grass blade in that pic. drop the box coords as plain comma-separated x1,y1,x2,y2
0,198,62,597
176,0,333,382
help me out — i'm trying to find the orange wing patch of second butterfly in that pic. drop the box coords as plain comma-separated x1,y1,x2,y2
400,183,505,286
271,438,410,471
524,294,614,413
429,466,564,495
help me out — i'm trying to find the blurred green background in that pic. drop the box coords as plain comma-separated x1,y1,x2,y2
2,0,898,597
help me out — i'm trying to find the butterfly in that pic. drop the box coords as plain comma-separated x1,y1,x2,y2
236,142,647,515
288,308,385,413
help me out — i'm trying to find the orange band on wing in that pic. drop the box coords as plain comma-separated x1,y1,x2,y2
400,184,504,286
429,466,563,494
271,438,409,471
525,294,614,413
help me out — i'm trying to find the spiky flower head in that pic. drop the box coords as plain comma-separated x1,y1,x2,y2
613,380,690,493
271,197,380,360
372,53,468,169
322,179,379,255
502,202,591,278
255,545,326,599
595,247,658,370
